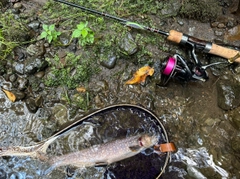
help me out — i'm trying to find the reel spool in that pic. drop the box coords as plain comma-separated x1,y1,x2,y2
160,54,212,85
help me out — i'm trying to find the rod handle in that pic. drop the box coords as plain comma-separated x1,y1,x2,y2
167,30,183,44
167,30,240,63
209,43,240,63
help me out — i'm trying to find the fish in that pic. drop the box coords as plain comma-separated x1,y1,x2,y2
48,134,158,170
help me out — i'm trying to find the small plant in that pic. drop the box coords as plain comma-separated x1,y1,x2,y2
71,21,95,46
40,24,61,43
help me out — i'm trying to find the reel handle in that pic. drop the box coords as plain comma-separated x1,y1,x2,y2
167,30,240,63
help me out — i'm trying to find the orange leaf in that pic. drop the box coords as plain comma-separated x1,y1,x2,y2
2,88,16,102
76,87,86,93
125,66,154,85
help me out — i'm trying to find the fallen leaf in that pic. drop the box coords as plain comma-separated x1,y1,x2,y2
76,87,86,92
125,66,154,85
2,88,16,102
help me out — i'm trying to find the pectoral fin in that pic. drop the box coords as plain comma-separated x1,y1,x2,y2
129,145,141,152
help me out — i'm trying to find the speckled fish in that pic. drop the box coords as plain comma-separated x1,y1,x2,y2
49,134,158,169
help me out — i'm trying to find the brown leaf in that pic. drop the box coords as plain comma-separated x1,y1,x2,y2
2,88,16,102
125,66,154,85
76,87,86,93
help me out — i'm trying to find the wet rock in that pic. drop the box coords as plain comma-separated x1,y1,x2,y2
52,104,68,126
12,61,24,75
12,90,26,100
100,50,117,69
216,79,240,110
26,44,39,56
26,97,38,113
228,109,240,130
9,74,17,83
35,95,43,107
34,71,45,78
231,135,240,153
0,168,7,179
59,33,71,46
24,57,48,74
209,56,229,76
28,20,40,32
17,77,28,90
118,33,138,56
224,25,240,46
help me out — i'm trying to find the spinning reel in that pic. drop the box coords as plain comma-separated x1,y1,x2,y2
160,46,227,85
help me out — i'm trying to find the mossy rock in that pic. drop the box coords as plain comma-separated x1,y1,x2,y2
179,0,222,22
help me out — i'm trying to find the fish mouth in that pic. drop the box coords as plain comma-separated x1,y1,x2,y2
139,134,159,148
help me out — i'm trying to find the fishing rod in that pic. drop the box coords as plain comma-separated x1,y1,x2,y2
54,0,240,63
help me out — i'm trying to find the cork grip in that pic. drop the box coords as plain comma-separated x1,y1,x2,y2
209,43,240,63
167,30,183,44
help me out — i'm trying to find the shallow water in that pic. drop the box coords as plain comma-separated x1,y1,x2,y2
0,100,168,179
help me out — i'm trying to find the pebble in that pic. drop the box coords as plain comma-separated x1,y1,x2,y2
214,30,224,36
217,23,226,28
211,22,219,28
35,71,45,78
13,2,22,9
26,97,38,113
17,77,28,90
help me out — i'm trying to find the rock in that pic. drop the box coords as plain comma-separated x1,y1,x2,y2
59,33,71,46
161,1,181,17
24,57,48,74
118,33,138,56
12,90,26,101
52,104,68,126
216,79,240,110
224,25,240,46
231,135,240,153
214,30,224,36
34,71,45,78
217,23,226,28
211,22,219,28
17,77,28,90
26,97,38,113
26,44,39,56
9,74,17,82
100,50,117,69
12,62,24,75
228,109,240,130
28,20,40,32
13,2,22,9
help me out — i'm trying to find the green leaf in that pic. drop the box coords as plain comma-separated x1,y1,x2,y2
77,22,85,30
49,24,55,31
40,31,48,39
81,29,88,38
47,35,53,43
72,29,81,38
42,24,48,31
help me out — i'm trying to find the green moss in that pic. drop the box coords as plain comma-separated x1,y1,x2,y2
44,52,99,89
179,0,221,22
